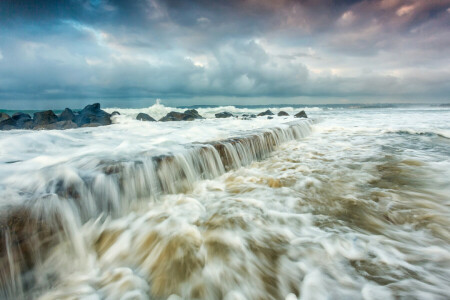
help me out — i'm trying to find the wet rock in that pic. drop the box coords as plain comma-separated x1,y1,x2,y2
257,110,274,116
183,109,204,120
33,110,58,127
136,113,156,122
267,116,273,119
111,111,121,116
81,123,103,128
159,111,185,122
1,112,34,129
277,111,289,116
0,207,63,291
215,112,233,118
34,121,78,130
294,110,307,118
160,110,203,122
75,103,111,127
250,114,257,118
58,108,76,122
0,112,10,122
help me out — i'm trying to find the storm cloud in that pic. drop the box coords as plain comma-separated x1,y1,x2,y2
0,0,449,105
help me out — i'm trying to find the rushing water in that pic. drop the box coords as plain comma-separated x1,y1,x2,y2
0,103,449,299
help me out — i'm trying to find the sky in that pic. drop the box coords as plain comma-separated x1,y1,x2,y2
0,0,450,108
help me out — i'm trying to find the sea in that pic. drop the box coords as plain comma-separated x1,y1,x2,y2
0,101,449,299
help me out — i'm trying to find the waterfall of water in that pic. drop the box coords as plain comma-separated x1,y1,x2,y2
0,119,314,298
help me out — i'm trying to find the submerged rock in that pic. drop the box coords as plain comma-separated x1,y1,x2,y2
75,103,111,127
267,116,273,119
257,110,274,116
215,112,233,118
136,113,156,122
278,111,289,116
58,108,76,122
33,110,58,127
294,110,307,118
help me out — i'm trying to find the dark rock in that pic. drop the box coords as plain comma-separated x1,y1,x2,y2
215,112,233,118
183,109,204,120
250,114,257,118
136,113,156,122
1,112,33,129
33,110,58,127
277,111,289,116
257,110,274,116
34,121,78,130
294,110,308,118
0,112,10,122
267,116,273,119
75,103,111,127
81,123,103,128
111,111,121,116
159,111,185,122
58,108,76,122
159,110,203,122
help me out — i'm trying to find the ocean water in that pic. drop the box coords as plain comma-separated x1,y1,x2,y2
0,103,449,299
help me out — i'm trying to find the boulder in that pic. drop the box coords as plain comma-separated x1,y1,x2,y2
183,109,204,120
215,112,233,118
267,116,273,119
136,113,156,122
277,111,289,116
4,112,33,129
111,111,121,116
294,110,307,118
257,110,274,116
33,110,58,127
58,108,76,122
159,110,203,122
250,114,257,118
0,112,10,122
34,121,78,130
75,103,111,127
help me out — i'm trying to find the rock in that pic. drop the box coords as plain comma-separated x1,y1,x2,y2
183,109,204,120
75,103,111,127
1,112,33,129
81,123,103,128
159,110,203,122
111,111,121,116
159,111,185,122
33,110,58,127
58,108,76,122
267,116,273,119
278,111,289,116
250,114,257,118
136,113,156,122
215,112,233,118
0,207,63,291
294,110,307,118
257,110,274,116
0,112,10,122
34,121,78,130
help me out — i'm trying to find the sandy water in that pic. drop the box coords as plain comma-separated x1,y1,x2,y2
1,104,449,299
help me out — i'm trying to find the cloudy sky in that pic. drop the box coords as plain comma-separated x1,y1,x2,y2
1,0,449,107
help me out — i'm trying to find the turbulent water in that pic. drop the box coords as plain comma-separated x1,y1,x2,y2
0,102,449,299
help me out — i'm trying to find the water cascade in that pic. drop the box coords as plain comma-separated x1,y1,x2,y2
0,119,314,299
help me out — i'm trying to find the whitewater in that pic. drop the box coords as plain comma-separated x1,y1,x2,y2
0,102,449,300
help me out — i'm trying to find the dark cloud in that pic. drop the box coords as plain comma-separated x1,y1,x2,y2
0,0,449,105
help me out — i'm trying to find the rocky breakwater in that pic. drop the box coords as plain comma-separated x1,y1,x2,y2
0,103,112,131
